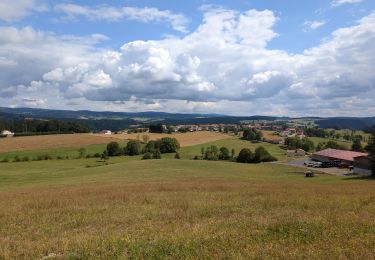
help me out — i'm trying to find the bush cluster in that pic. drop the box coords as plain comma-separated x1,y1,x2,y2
237,146,277,164
284,137,315,152
104,137,181,160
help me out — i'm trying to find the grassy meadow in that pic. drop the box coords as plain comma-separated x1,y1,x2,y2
0,134,374,259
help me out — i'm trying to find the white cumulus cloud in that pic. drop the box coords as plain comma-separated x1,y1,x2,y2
1,7,375,116
54,3,189,33
0,0,47,22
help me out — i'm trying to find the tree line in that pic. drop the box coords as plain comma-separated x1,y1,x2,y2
0,118,90,134
104,137,181,160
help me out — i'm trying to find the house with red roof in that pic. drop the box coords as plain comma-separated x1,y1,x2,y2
311,148,368,165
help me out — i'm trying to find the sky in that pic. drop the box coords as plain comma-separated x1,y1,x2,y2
0,0,375,116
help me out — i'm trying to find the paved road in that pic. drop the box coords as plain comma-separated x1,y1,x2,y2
285,158,351,176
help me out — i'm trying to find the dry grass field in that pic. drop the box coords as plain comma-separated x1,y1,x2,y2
0,131,232,153
0,136,374,259
0,134,120,153
0,159,374,259
261,130,283,141
95,131,232,147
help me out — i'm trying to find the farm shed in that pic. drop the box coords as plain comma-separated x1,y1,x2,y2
353,156,372,176
312,148,368,165
1,130,14,137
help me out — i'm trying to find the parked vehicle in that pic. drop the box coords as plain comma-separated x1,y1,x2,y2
338,162,351,168
313,162,322,168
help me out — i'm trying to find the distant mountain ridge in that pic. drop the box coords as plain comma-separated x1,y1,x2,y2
0,107,374,131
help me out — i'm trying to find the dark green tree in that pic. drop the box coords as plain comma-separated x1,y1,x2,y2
124,140,142,156
204,145,219,161
106,142,121,156
253,146,277,163
351,138,364,152
365,131,375,176
159,137,180,153
237,148,254,163
219,147,230,160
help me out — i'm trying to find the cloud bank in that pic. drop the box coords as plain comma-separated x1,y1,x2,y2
0,7,374,116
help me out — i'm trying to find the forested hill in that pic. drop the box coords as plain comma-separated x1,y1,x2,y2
0,107,374,132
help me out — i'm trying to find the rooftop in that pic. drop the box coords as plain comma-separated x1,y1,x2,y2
313,149,368,162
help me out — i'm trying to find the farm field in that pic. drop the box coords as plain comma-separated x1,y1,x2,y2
0,131,232,154
309,137,351,149
0,134,120,153
0,136,374,259
0,156,374,259
96,131,233,147
0,136,286,162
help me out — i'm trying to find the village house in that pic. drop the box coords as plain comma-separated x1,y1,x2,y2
1,130,14,137
99,130,112,135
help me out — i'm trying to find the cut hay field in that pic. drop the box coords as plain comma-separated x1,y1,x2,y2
0,134,120,153
0,131,232,154
0,157,374,259
95,131,232,147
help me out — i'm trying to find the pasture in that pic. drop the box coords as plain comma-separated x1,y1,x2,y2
0,135,374,259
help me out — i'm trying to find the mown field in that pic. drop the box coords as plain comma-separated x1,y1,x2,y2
0,135,374,259
0,131,232,153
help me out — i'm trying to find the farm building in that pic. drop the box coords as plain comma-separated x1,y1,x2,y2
99,130,112,135
311,148,368,165
353,156,372,176
1,130,14,137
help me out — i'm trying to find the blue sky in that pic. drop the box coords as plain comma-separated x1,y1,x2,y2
0,0,374,116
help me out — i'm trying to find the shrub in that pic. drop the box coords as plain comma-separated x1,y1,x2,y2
13,156,21,162
22,156,30,162
175,152,180,159
242,129,263,141
56,156,64,160
237,148,254,163
78,148,86,158
142,152,153,160
101,150,109,161
285,137,315,152
36,155,44,161
159,137,180,153
193,155,200,160
204,145,219,161
93,153,101,158
325,140,347,150
124,140,142,156
144,140,160,153
219,147,230,160
153,150,161,159
44,154,52,160
106,142,122,156
1,158,9,163
253,146,277,163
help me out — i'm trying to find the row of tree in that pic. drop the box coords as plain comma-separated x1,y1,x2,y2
105,137,181,158
198,145,277,164
242,129,263,141
284,137,315,152
0,118,90,134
